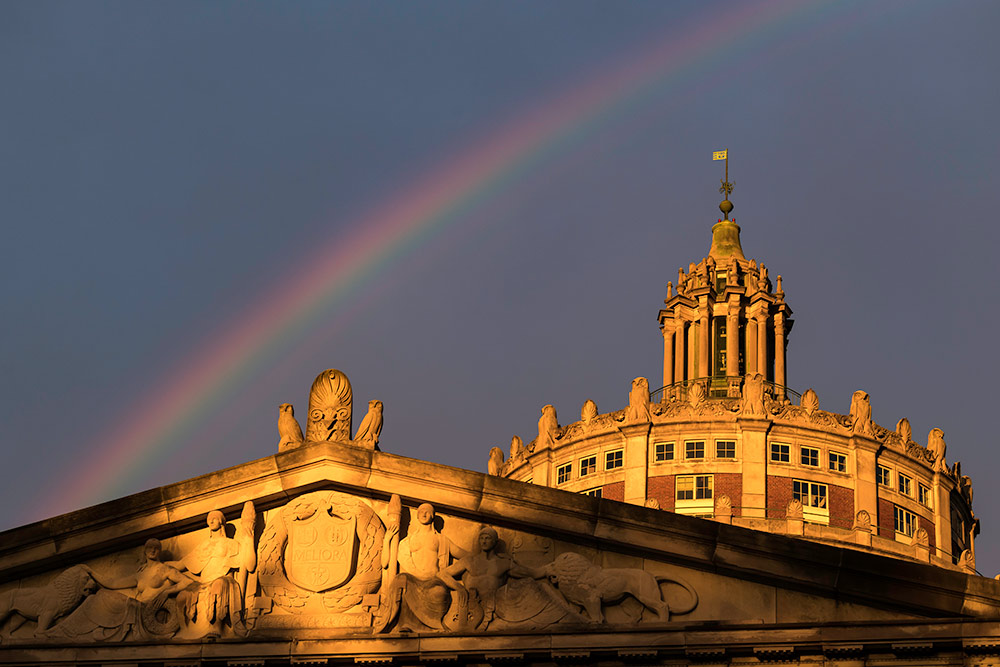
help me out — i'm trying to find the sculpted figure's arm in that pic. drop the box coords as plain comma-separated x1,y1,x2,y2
436,559,470,607
381,522,400,569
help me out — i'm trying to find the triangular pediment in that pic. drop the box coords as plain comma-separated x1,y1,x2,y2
1,443,999,662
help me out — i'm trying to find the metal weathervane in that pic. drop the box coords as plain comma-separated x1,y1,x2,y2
713,149,734,221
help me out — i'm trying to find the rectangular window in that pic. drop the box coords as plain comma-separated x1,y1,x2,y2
715,270,728,293
770,443,790,463
654,442,674,462
556,464,572,485
793,479,829,524
829,451,847,473
800,446,820,467
583,488,602,498
675,475,713,515
919,484,931,507
877,465,892,487
894,506,917,538
580,456,597,477
605,449,623,470
716,440,736,458
685,441,705,459
676,475,713,500
898,473,913,497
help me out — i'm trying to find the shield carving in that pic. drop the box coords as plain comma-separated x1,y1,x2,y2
284,510,357,592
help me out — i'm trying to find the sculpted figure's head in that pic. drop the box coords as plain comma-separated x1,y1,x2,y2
144,538,162,561
207,510,226,532
477,526,499,553
416,503,435,526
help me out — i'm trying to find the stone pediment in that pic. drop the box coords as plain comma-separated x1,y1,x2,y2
1,443,999,662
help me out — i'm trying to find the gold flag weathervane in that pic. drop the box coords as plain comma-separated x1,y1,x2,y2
714,149,734,220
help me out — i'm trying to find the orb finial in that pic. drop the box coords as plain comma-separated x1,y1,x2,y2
713,149,734,221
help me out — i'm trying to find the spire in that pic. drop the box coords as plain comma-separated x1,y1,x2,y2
708,149,744,260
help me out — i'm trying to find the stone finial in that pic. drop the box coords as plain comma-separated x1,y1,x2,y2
800,388,819,415
581,399,598,423
510,435,527,461
896,418,912,444
687,381,706,407
488,447,505,476
786,498,803,520
758,264,769,292
775,274,783,295
928,428,947,471
666,281,673,299
306,369,353,443
626,377,651,423
277,403,304,451
849,390,873,437
853,510,873,533
715,495,733,525
912,528,929,548
644,498,660,510
960,549,976,573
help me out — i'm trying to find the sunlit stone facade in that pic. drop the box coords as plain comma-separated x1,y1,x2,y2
502,217,978,572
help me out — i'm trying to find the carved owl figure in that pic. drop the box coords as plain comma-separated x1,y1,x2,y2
536,405,560,450
305,369,353,443
277,403,304,451
928,428,947,467
850,390,872,436
353,399,383,449
625,377,651,423
487,447,504,476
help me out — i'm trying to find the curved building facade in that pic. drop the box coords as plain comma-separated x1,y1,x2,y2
500,213,978,572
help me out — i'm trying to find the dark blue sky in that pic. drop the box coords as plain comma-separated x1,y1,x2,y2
2,1,999,572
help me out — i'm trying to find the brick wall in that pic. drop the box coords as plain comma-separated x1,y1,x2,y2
878,498,896,538
647,475,674,511
767,476,793,519
602,481,624,502
829,483,854,529
714,472,742,517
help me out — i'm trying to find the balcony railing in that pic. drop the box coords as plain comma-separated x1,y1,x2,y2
649,376,801,405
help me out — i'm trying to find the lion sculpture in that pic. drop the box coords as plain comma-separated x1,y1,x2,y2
0,565,97,634
538,552,697,624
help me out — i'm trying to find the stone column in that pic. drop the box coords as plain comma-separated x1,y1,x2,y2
662,323,674,389
854,440,879,534
726,302,739,378
933,470,951,561
746,317,758,375
738,417,770,518
621,423,651,506
674,321,685,384
687,320,696,381
774,312,786,400
756,312,769,381
698,309,710,380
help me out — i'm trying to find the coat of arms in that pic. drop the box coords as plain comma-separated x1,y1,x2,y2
284,509,357,592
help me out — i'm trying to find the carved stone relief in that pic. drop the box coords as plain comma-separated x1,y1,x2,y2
928,428,947,471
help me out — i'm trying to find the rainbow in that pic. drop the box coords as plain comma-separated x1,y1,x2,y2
34,0,855,522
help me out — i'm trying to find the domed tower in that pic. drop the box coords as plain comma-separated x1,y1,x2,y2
656,176,793,402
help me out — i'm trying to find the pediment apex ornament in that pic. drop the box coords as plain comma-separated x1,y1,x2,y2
305,369,353,443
